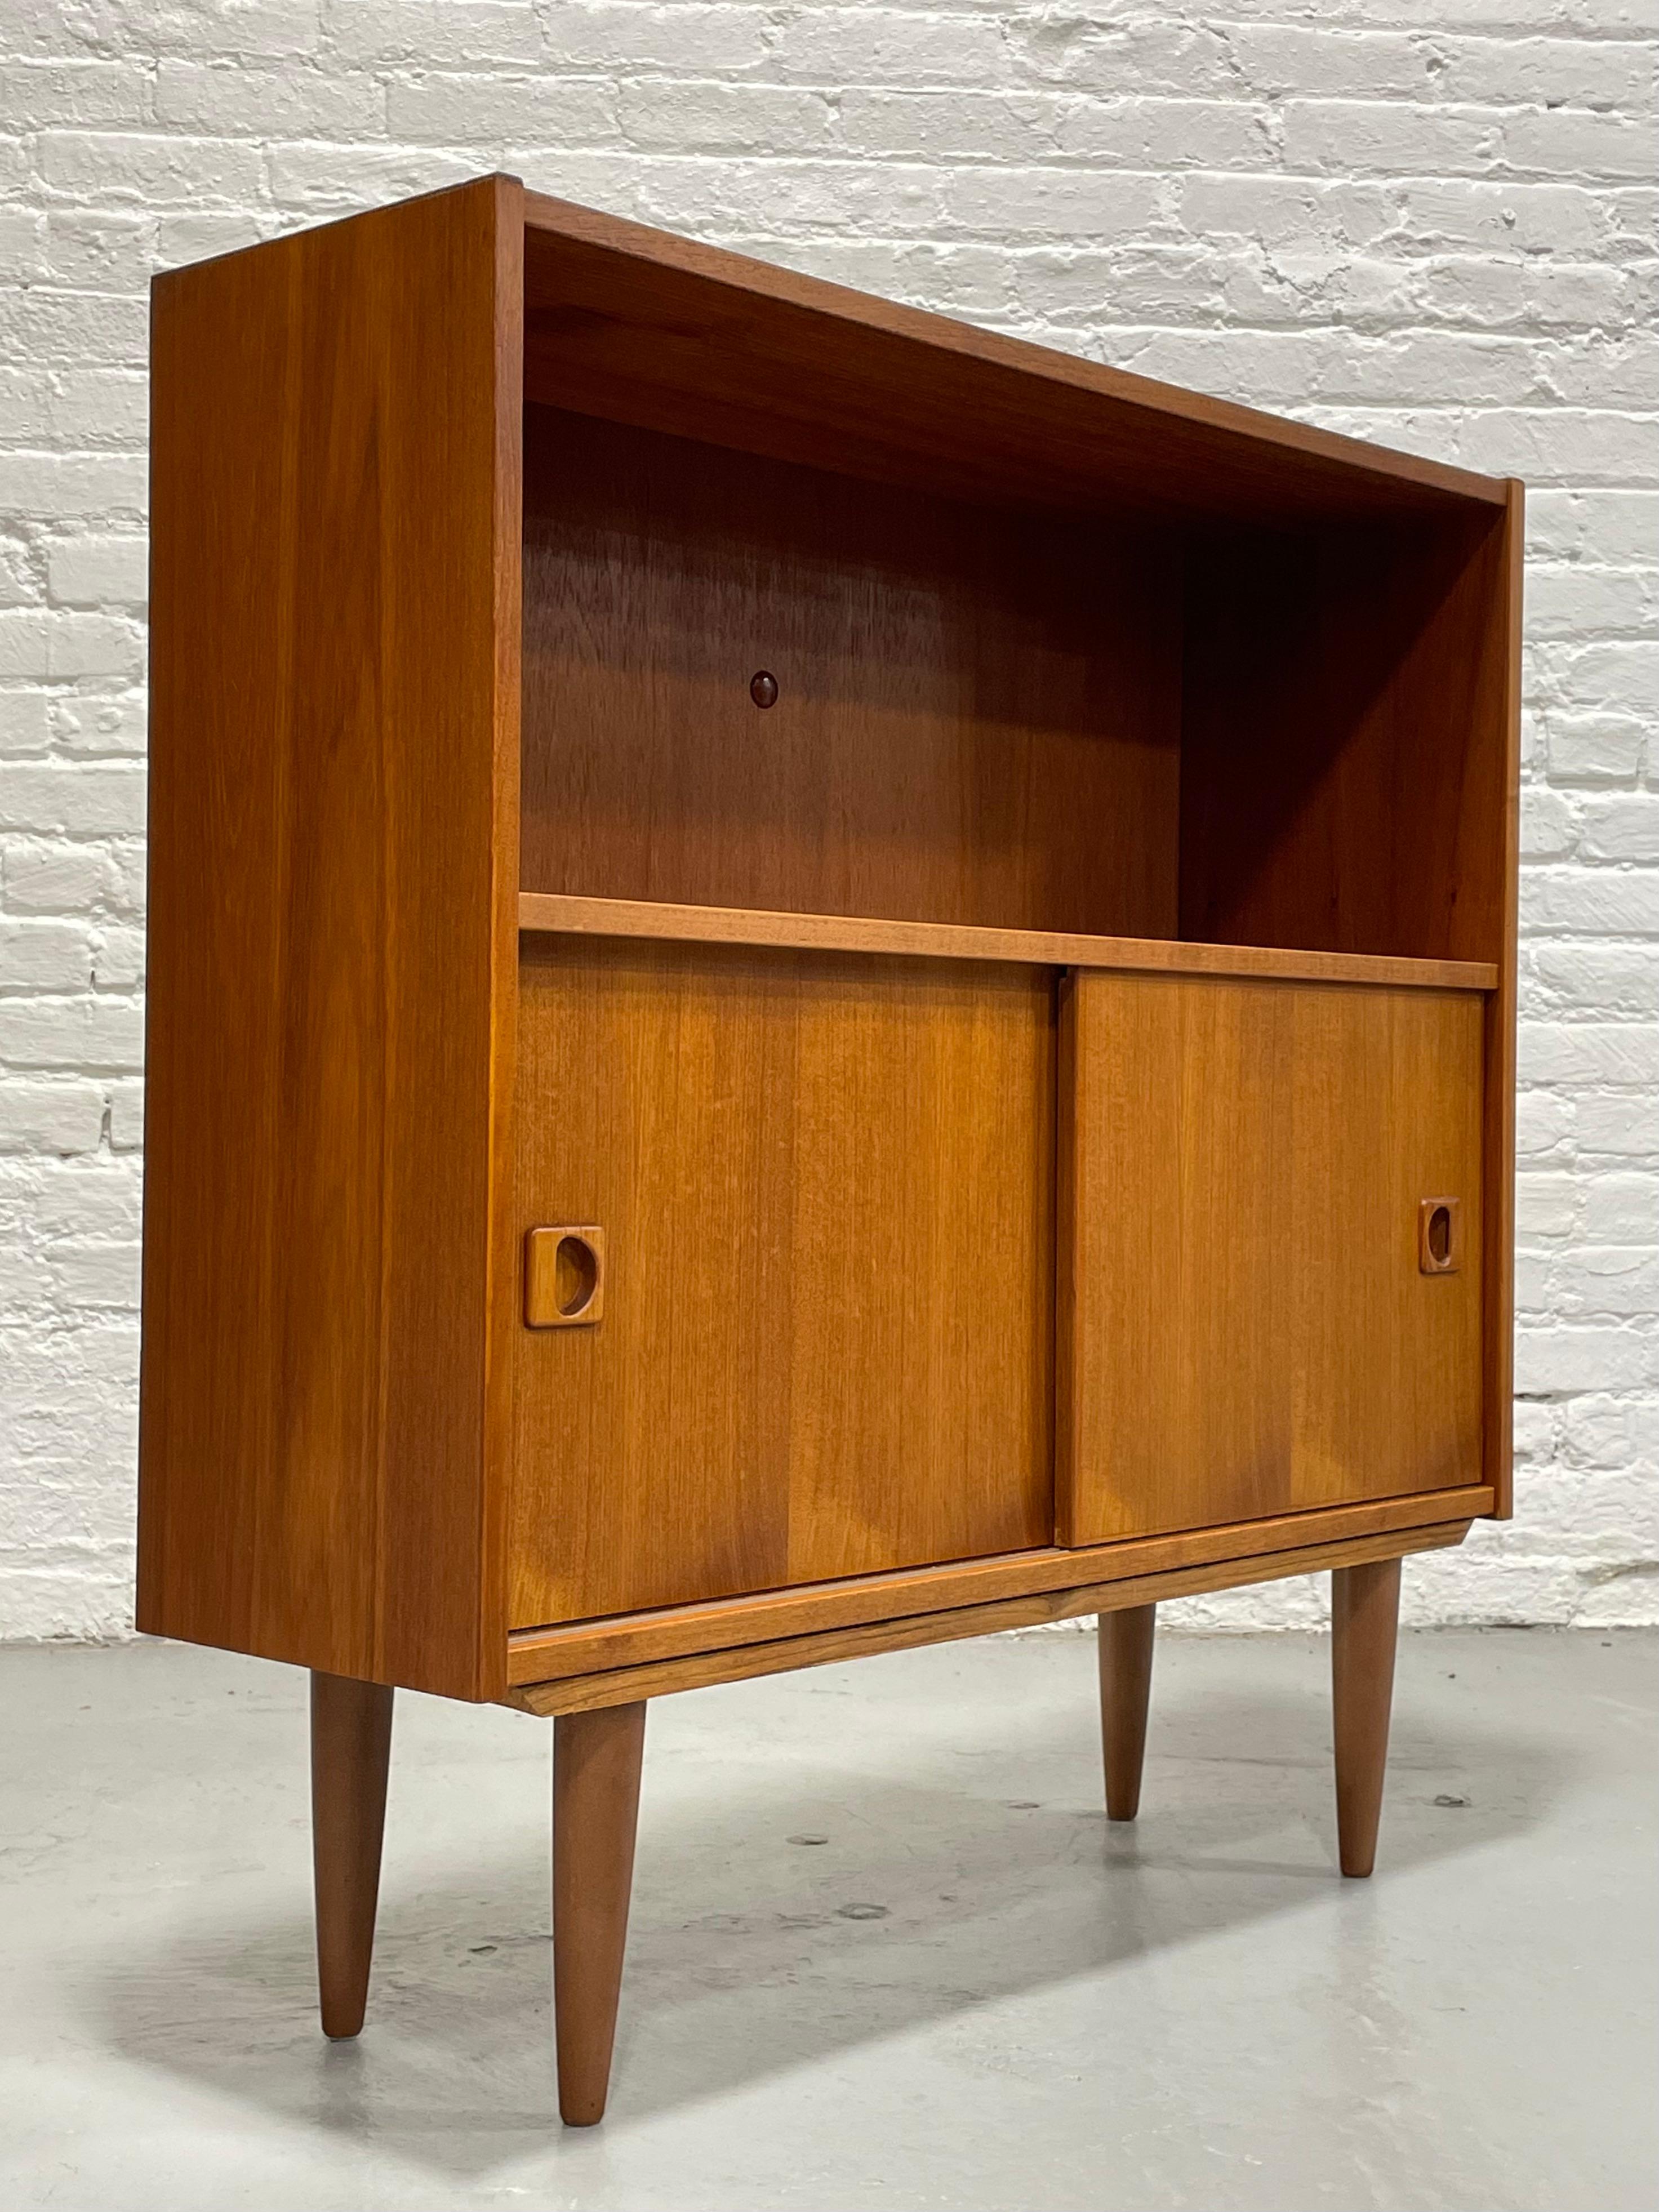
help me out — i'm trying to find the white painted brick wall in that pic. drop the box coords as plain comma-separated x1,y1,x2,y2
2,1,1655,1641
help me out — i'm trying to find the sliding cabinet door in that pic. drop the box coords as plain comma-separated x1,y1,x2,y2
512,937,1055,1626
1060,972,1484,1546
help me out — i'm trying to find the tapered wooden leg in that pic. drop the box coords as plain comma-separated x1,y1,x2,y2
1331,1557,1402,1879
310,1670,394,2039
1098,1604,1157,1821
553,1701,646,2126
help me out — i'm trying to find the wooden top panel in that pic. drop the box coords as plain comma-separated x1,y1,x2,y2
518,893,1499,993
522,186,1506,527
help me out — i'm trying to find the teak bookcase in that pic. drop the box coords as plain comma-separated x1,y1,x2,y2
138,175,1522,2125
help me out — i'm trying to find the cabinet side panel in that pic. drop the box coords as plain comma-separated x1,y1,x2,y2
137,178,521,1699
1482,482,1523,1517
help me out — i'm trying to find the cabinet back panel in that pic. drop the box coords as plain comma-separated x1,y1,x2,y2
520,406,1180,938
1060,972,1485,1546
512,937,1055,1626
1180,508,1514,966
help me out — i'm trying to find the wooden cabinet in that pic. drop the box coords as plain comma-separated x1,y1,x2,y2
136,176,1521,2124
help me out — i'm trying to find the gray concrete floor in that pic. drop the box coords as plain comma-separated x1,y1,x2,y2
0,1630,1652,2212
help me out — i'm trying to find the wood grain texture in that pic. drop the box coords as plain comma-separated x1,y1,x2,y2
134,175,1516,1733
1418,1197,1464,1275
1180,509,1515,971
510,936,1055,1627
137,176,523,1700
310,1672,394,2039
518,893,1498,993
1061,973,1485,1546
1098,1605,1157,1822
1331,1557,1403,1878
520,406,1180,938
507,1523,1470,1716
524,1227,606,1328
506,1487,1491,1684
521,189,1505,526
1482,483,1525,1518
553,1702,646,2126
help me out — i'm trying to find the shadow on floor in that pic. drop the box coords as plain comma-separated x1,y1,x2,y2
82,1650,1573,2177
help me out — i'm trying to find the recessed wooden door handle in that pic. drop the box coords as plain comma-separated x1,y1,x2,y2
1418,1198,1462,1275
526,1227,605,1327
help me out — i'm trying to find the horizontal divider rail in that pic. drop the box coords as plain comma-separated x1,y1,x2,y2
518,893,1499,993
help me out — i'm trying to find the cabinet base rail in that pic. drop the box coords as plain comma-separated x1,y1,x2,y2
505,1489,1487,1690
312,1538,1436,2123
506,1519,1465,1716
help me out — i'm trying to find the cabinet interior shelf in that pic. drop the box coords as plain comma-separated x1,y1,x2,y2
517,892,1500,994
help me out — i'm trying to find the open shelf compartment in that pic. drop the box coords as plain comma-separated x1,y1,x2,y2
518,188,1519,981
